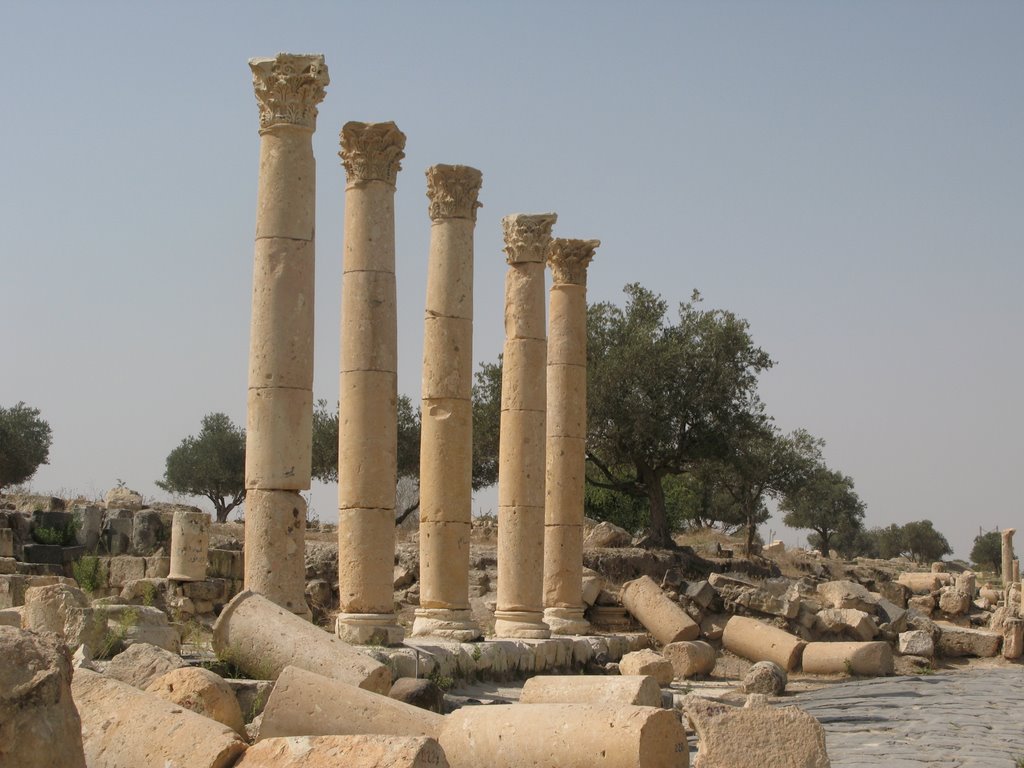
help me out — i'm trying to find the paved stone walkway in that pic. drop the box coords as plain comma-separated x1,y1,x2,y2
790,669,1024,767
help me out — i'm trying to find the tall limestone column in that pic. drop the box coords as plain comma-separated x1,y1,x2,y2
243,53,328,619
494,213,557,639
336,122,407,645
1002,528,1016,592
412,165,483,641
543,238,599,635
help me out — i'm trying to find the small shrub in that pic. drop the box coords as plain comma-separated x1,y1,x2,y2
428,668,455,691
72,555,106,594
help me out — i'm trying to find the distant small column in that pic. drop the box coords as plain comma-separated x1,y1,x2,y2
494,213,557,639
543,238,599,635
412,164,483,641
167,509,210,582
336,122,407,645
243,53,328,619
1014,559,1020,584
1002,528,1016,593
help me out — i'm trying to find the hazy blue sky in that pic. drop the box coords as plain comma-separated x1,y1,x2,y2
2,3,1021,559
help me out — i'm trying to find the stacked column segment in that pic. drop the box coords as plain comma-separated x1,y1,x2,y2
494,213,557,639
543,238,599,635
336,122,407,645
243,53,328,619
412,165,483,641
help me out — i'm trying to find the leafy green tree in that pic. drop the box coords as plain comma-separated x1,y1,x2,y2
900,519,952,564
872,523,908,559
157,413,245,522
780,466,865,557
0,402,53,494
584,474,698,535
586,284,773,547
707,423,823,555
970,530,1002,571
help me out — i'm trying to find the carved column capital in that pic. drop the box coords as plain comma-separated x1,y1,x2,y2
502,213,557,264
426,165,483,222
339,121,407,187
547,238,599,285
249,53,328,133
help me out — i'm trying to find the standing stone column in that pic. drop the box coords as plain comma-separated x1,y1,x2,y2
1002,528,1016,592
494,213,557,639
412,165,483,641
543,238,599,635
244,54,328,619
336,122,407,645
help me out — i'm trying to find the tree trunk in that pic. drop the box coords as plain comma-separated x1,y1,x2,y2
744,515,756,557
817,529,831,558
641,465,672,548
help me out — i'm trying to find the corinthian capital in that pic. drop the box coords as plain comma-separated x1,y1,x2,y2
502,213,557,265
249,53,329,133
426,165,483,222
339,121,407,187
547,238,599,286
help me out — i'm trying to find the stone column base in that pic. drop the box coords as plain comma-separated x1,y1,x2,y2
494,610,551,639
544,606,590,636
336,612,405,646
411,608,482,642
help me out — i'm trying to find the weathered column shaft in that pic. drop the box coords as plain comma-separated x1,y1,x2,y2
243,53,328,618
543,238,598,636
412,165,483,641
495,213,557,639
336,122,407,645
1002,528,1016,592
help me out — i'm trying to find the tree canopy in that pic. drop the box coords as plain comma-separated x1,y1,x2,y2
899,519,953,564
970,530,1001,572
780,466,865,557
157,412,246,523
585,284,774,546
0,402,53,493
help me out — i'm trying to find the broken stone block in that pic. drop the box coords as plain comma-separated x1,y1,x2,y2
107,555,147,586
908,594,935,613
815,608,878,641
131,509,166,554
722,616,805,671
0,607,21,626
937,588,971,616
877,580,910,608
686,580,717,609
620,575,700,645
92,603,180,654
22,583,106,651
212,590,390,693
71,505,103,550
1002,618,1023,659
662,640,717,679
105,641,187,688
235,735,449,768
73,667,246,767
873,598,908,633
936,623,1001,658
146,666,245,735
519,674,662,707
816,580,877,612
700,614,728,641
0,528,13,558
583,520,631,548
256,665,444,741
802,641,894,676
898,572,951,594
440,703,687,768
389,678,446,713
898,630,934,657
581,567,604,606
618,648,674,686
0,627,86,768
710,573,799,619
741,660,787,695
683,694,829,768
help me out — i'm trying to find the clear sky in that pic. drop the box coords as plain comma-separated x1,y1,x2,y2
2,2,1021,559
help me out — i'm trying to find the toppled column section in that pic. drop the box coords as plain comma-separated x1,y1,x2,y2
168,508,210,581
495,212,557,639
662,640,717,679
244,53,329,619
256,665,444,740
543,238,599,636
0,627,86,768
801,641,894,676
722,615,805,671
213,590,390,694
235,736,449,768
621,575,699,645
439,704,687,768
520,674,662,707
413,164,484,641
1002,528,1016,594
336,121,407,645
72,668,246,768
